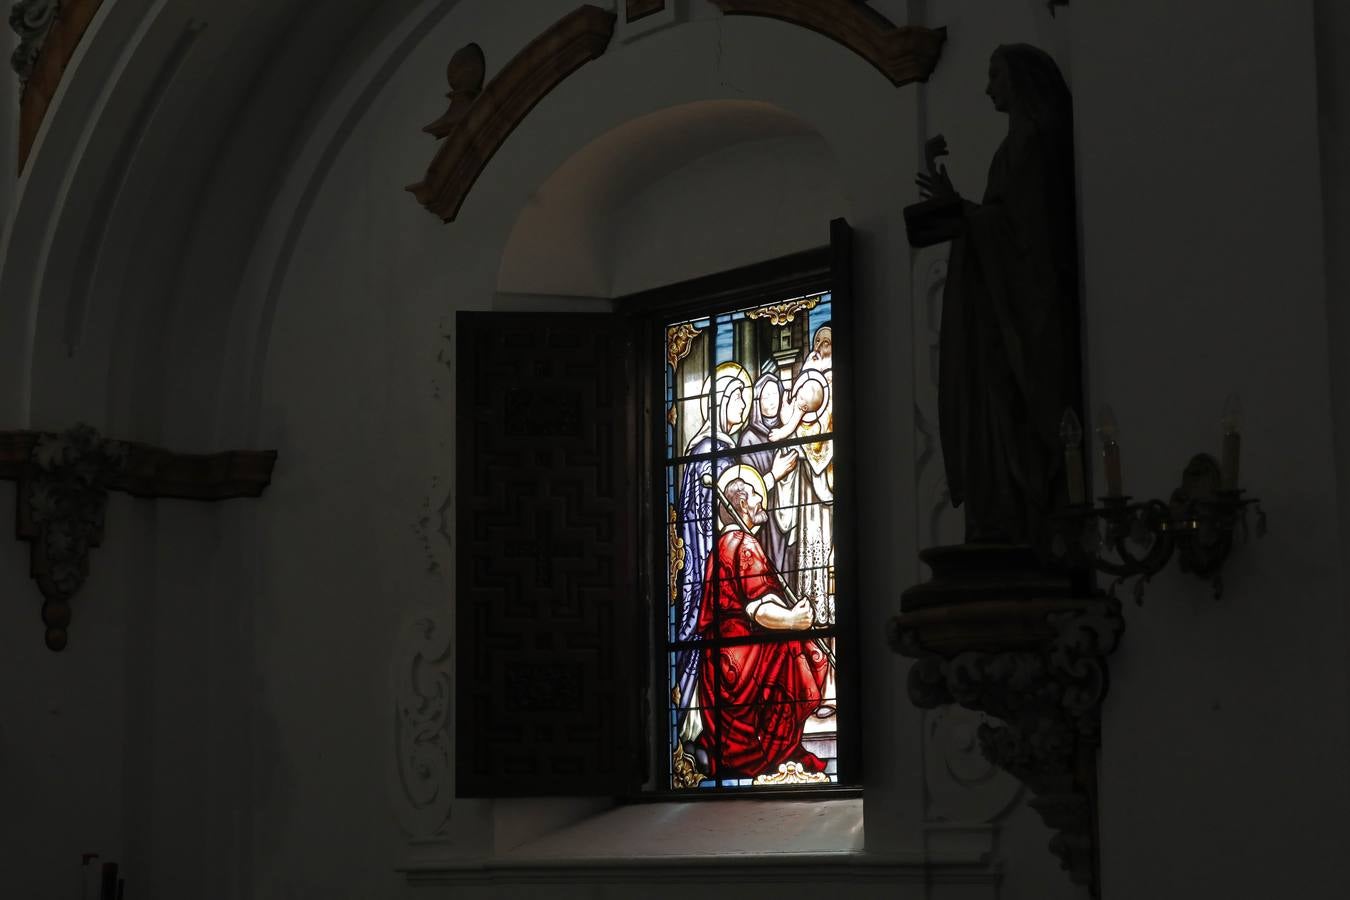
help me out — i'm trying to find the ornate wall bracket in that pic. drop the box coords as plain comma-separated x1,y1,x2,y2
890,545,1123,897
708,0,946,87
9,0,106,173
407,5,617,222
0,424,277,651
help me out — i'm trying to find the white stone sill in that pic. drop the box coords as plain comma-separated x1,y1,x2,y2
400,799,997,886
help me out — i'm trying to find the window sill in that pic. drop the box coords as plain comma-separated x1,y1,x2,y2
400,799,998,887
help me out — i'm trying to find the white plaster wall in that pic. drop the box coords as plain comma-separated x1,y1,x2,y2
608,133,847,296
5,0,1348,898
1071,1,1350,897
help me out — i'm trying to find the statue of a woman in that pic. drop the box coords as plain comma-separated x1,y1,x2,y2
906,44,1083,551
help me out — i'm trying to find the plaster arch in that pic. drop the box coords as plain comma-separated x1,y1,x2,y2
495,99,844,298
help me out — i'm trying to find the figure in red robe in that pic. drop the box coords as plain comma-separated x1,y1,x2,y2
695,473,831,779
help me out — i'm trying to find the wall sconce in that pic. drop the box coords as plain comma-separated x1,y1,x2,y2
1052,395,1266,601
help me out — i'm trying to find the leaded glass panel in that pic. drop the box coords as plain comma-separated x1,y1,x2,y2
664,292,838,790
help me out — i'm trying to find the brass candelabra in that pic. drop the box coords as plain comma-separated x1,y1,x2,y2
1053,396,1266,601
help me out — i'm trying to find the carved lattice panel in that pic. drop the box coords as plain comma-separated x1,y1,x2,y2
456,312,637,796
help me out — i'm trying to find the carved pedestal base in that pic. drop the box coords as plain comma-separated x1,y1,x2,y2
890,544,1123,896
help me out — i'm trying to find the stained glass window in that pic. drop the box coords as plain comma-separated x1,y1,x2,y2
664,292,839,790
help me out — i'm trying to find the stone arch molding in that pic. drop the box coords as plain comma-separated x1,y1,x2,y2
408,1,946,223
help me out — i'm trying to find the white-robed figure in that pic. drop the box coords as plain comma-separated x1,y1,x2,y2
674,361,803,757
771,325,835,628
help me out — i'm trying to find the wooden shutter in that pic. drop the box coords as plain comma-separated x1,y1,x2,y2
456,312,638,797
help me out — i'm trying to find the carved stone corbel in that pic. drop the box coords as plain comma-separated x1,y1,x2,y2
890,545,1123,896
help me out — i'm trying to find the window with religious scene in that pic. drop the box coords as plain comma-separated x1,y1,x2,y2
664,292,842,790
454,222,854,799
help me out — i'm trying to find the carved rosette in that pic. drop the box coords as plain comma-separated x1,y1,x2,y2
390,615,453,839
892,563,1123,896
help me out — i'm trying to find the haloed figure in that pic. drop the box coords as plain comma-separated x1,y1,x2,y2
911,44,1083,551
673,363,751,753
694,468,830,779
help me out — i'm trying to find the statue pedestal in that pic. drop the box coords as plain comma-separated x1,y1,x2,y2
890,544,1122,897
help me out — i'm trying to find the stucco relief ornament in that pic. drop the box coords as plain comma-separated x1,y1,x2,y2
9,0,60,82
26,424,128,650
390,615,453,839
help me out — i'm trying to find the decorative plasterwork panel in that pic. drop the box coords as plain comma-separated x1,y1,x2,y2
923,705,1022,824
390,614,453,839
407,5,617,222
10,0,106,172
709,0,946,87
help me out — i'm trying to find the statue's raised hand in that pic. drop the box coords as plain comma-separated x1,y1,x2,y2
915,133,955,199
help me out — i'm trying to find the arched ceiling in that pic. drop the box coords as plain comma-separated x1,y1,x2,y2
0,0,445,428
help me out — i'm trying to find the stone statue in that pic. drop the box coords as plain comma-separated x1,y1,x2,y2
905,43,1083,553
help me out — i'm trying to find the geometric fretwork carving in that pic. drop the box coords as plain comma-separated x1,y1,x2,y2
890,545,1123,897
455,312,637,796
